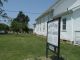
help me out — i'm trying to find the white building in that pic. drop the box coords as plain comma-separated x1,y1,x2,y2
34,0,80,45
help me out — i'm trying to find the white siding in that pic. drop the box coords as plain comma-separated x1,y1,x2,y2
72,9,80,31
60,14,73,41
71,8,80,43
34,11,53,36
74,31,80,45
34,0,80,42
35,20,41,35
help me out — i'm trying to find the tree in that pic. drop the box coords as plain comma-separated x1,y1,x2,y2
0,23,9,33
16,11,30,23
11,19,20,34
11,11,30,33
0,0,7,6
0,0,8,18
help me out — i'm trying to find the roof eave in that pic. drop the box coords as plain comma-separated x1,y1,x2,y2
53,10,73,19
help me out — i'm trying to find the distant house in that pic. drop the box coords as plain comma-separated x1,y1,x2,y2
34,0,80,45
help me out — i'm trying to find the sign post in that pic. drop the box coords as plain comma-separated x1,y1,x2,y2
46,17,61,60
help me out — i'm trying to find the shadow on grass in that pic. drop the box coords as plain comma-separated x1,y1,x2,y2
50,55,64,60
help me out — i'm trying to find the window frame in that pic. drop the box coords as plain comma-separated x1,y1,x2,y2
62,18,66,31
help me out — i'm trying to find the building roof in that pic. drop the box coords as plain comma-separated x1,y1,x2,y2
36,0,80,21
53,4,80,19
53,10,73,19
36,0,61,21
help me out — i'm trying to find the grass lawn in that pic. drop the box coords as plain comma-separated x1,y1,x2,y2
0,34,46,60
0,34,80,60
61,42,80,60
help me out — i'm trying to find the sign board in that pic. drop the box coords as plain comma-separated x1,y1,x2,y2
46,18,61,59
47,20,59,47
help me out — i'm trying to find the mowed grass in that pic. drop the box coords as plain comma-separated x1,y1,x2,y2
60,42,80,60
0,34,80,60
0,34,46,60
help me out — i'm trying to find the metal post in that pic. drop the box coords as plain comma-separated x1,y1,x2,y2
46,43,48,58
46,21,49,58
57,17,61,60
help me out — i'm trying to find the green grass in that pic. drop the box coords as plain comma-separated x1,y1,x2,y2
0,34,46,60
60,42,80,60
0,34,80,60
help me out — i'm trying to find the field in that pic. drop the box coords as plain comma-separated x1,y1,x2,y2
0,34,80,60
0,34,46,60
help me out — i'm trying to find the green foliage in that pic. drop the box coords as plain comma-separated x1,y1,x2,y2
11,20,20,32
16,11,30,23
0,0,8,18
0,23,9,31
11,11,30,33
0,0,7,6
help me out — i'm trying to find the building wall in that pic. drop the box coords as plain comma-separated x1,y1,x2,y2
34,11,53,36
34,0,80,42
60,14,73,41
71,8,80,43
36,20,41,35
72,9,80,31
35,13,73,41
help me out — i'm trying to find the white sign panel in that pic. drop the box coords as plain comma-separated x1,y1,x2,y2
48,20,59,46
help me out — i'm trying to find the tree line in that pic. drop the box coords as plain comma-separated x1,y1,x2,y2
0,0,31,34
11,11,30,34
0,11,30,34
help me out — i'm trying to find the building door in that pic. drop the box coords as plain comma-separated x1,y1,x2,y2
74,31,80,45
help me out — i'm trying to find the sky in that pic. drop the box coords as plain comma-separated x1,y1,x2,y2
3,0,55,28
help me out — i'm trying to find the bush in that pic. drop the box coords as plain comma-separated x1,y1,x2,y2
0,23,9,34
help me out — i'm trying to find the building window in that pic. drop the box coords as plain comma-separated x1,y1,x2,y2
62,18,66,30
43,24,45,31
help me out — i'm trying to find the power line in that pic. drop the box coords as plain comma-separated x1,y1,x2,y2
4,10,41,14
